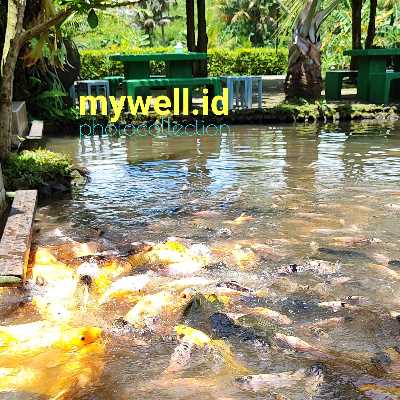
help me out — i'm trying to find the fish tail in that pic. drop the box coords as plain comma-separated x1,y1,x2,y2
0,332,15,348
128,253,150,268
0,367,20,390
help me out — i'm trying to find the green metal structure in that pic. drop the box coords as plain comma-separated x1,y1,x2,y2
107,53,222,109
344,48,400,104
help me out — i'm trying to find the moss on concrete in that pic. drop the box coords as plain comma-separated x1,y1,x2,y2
0,276,22,286
2,149,88,199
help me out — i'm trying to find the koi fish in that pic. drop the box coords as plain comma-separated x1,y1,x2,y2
124,289,195,332
224,214,255,225
0,321,101,364
166,325,249,374
98,274,151,304
128,241,209,275
0,341,104,399
238,306,292,326
234,364,325,393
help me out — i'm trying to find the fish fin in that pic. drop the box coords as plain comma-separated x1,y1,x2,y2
211,340,250,374
50,389,69,400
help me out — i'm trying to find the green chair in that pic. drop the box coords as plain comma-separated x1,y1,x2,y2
369,71,400,104
103,76,124,96
325,70,357,100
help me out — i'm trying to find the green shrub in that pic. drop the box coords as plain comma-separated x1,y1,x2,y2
208,48,288,76
3,149,72,191
79,47,288,79
80,47,174,79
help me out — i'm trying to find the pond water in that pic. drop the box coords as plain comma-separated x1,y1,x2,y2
2,121,400,399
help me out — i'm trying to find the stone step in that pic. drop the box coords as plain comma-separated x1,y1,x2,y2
27,120,44,139
0,190,37,283
11,101,28,136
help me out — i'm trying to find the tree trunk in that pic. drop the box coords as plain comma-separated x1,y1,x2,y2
186,0,195,52
365,0,377,48
161,25,165,45
146,26,153,47
0,85,13,160
196,0,208,77
285,50,322,100
351,0,363,70
0,47,21,159
284,0,337,101
0,0,27,160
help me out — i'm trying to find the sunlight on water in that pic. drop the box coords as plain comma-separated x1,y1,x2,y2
2,121,400,399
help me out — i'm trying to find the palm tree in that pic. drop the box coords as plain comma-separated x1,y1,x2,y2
279,0,339,100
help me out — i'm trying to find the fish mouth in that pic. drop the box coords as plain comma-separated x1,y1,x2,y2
233,375,253,390
85,326,103,342
180,287,197,300
370,352,392,367
111,317,133,333
388,260,400,267
307,363,327,377
80,274,93,287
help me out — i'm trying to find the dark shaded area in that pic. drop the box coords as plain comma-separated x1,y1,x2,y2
209,312,271,345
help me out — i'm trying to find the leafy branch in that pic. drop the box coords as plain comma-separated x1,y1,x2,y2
20,0,141,46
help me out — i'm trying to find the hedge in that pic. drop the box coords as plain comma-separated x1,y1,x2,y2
79,47,288,79
207,48,288,76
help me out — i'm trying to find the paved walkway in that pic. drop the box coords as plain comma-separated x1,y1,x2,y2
260,75,358,108
194,75,358,109
262,75,285,107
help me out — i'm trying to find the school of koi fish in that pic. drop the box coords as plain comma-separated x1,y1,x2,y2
1,207,400,399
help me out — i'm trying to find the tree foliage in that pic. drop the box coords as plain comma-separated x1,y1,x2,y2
0,0,141,159
130,0,179,45
216,0,281,47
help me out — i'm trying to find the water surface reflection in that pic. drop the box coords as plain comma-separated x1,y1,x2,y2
27,121,400,399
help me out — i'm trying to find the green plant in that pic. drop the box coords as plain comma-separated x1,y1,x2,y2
61,10,150,49
208,47,287,76
216,0,281,47
321,0,400,71
132,0,179,46
3,149,72,190
0,0,142,159
79,46,288,79
27,75,71,120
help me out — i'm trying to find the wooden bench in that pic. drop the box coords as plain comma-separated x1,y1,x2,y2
325,70,358,100
369,71,400,104
124,77,222,100
0,190,37,285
